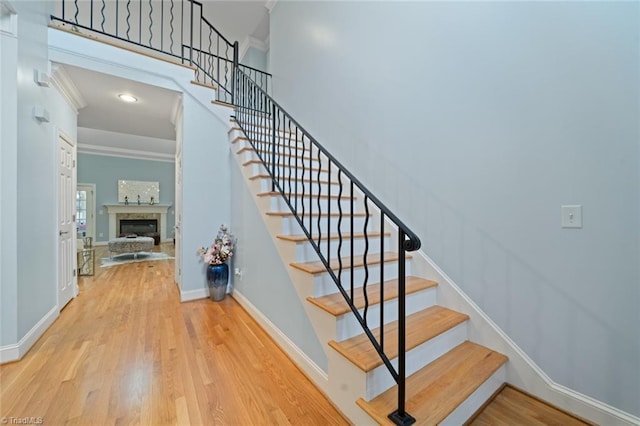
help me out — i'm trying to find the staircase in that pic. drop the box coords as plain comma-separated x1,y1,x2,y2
229,118,509,424
51,1,511,423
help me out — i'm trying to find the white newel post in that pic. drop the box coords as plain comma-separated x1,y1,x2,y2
104,204,172,241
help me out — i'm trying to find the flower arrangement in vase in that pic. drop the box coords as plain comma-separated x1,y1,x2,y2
198,224,236,301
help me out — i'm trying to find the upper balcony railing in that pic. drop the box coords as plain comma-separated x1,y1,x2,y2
50,0,271,101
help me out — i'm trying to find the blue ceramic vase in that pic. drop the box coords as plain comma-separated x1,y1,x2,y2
206,263,228,301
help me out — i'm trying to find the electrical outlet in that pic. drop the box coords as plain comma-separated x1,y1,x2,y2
561,205,582,228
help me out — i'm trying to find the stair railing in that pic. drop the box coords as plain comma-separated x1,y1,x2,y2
234,68,421,425
50,0,271,102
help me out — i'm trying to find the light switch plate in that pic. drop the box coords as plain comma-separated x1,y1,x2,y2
561,205,582,228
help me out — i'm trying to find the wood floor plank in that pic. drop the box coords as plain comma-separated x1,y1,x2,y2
468,385,592,426
0,244,348,425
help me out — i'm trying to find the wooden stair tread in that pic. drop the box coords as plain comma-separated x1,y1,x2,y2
357,341,508,425
277,231,389,243
329,306,468,371
190,79,218,90
238,148,317,162
307,276,437,316
291,251,406,275
249,174,338,185
230,120,299,135
242,159,328,173
266,211,368,218
228,124,298,136
257,191,354,201
212,100,234,108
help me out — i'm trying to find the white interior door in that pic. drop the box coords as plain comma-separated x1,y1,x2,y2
174,109,183,287
58,132,76,309
76,183,95,241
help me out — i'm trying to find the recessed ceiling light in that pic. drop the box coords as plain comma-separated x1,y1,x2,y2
118,94,138,103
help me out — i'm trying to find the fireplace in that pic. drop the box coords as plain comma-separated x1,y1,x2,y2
120,219,158,236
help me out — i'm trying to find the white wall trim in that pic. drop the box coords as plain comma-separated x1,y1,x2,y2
78,143,175,163
414,249,640,426
239,35,269,62
0,0,17,36
0,306,58,364
50,63,87,113
170,95,183,127
231,289,329,388
180,287,209,302
265,0,277,14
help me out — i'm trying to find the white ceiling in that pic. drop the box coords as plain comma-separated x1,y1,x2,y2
60,1,270,159
63,64,180,141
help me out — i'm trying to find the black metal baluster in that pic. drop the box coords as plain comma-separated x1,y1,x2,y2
380,213,385,352
317,149,322,248
208,28,213,86
115,0,119,37
337,170,343,288
301,135,306,224
168,0,174,54
180,0,183,63
125,0,131,40
271,105,276,192
148,0,153,47
160,0,163,51
224,43,229,99
308,143,313,240
74,0,79,24
189,0,193,65
90,0,93,28
350,181,354,301
138,0,141,43
287,119,293,210
362,196,370,327
216,36,220,88
327,160,331,263
100,0,105,32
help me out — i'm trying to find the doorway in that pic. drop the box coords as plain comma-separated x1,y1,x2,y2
58,131,77,309
76,183,96,241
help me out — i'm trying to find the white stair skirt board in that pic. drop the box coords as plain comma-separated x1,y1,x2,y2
230,289,329,393
0,306,59,363
412,250,640,425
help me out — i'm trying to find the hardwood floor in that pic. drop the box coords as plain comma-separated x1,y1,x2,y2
0,244,348,425
468,385,592,426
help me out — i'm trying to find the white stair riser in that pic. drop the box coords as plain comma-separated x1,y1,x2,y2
267,195,359,215
311,262,411,298
363,322,469,401
254,177,343,194
231,128,304,144
335,287,437,342
290,235,393,263
235,139,307,156
278,214,373,235
245,163,332,181
440,365,506,426
241,151,321,169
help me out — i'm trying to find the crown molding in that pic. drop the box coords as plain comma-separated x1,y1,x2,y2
265,0,277,14
50,63,87,113
0,0,17,36
78,143,175,163
239,35,269,61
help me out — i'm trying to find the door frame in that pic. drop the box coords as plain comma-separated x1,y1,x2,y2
77,183,96,241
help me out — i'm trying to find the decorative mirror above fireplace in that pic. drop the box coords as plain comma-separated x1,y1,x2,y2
118,180,159,204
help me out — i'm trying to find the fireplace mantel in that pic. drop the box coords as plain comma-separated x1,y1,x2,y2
104,204,171,241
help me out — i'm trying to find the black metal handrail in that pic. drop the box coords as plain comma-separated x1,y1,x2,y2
234,68,421,425
50,0,271,102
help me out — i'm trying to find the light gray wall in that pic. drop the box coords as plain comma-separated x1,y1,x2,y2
230,159,327,370
77,153,176,242
241,46,267,73
2,1,78,343
269,1,640,416
179,96,231,294
1,2,19,347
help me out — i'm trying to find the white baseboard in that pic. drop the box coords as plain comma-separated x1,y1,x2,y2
0,306,59,364
414,250,640,426
231,289,329,389
180,287,209,302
